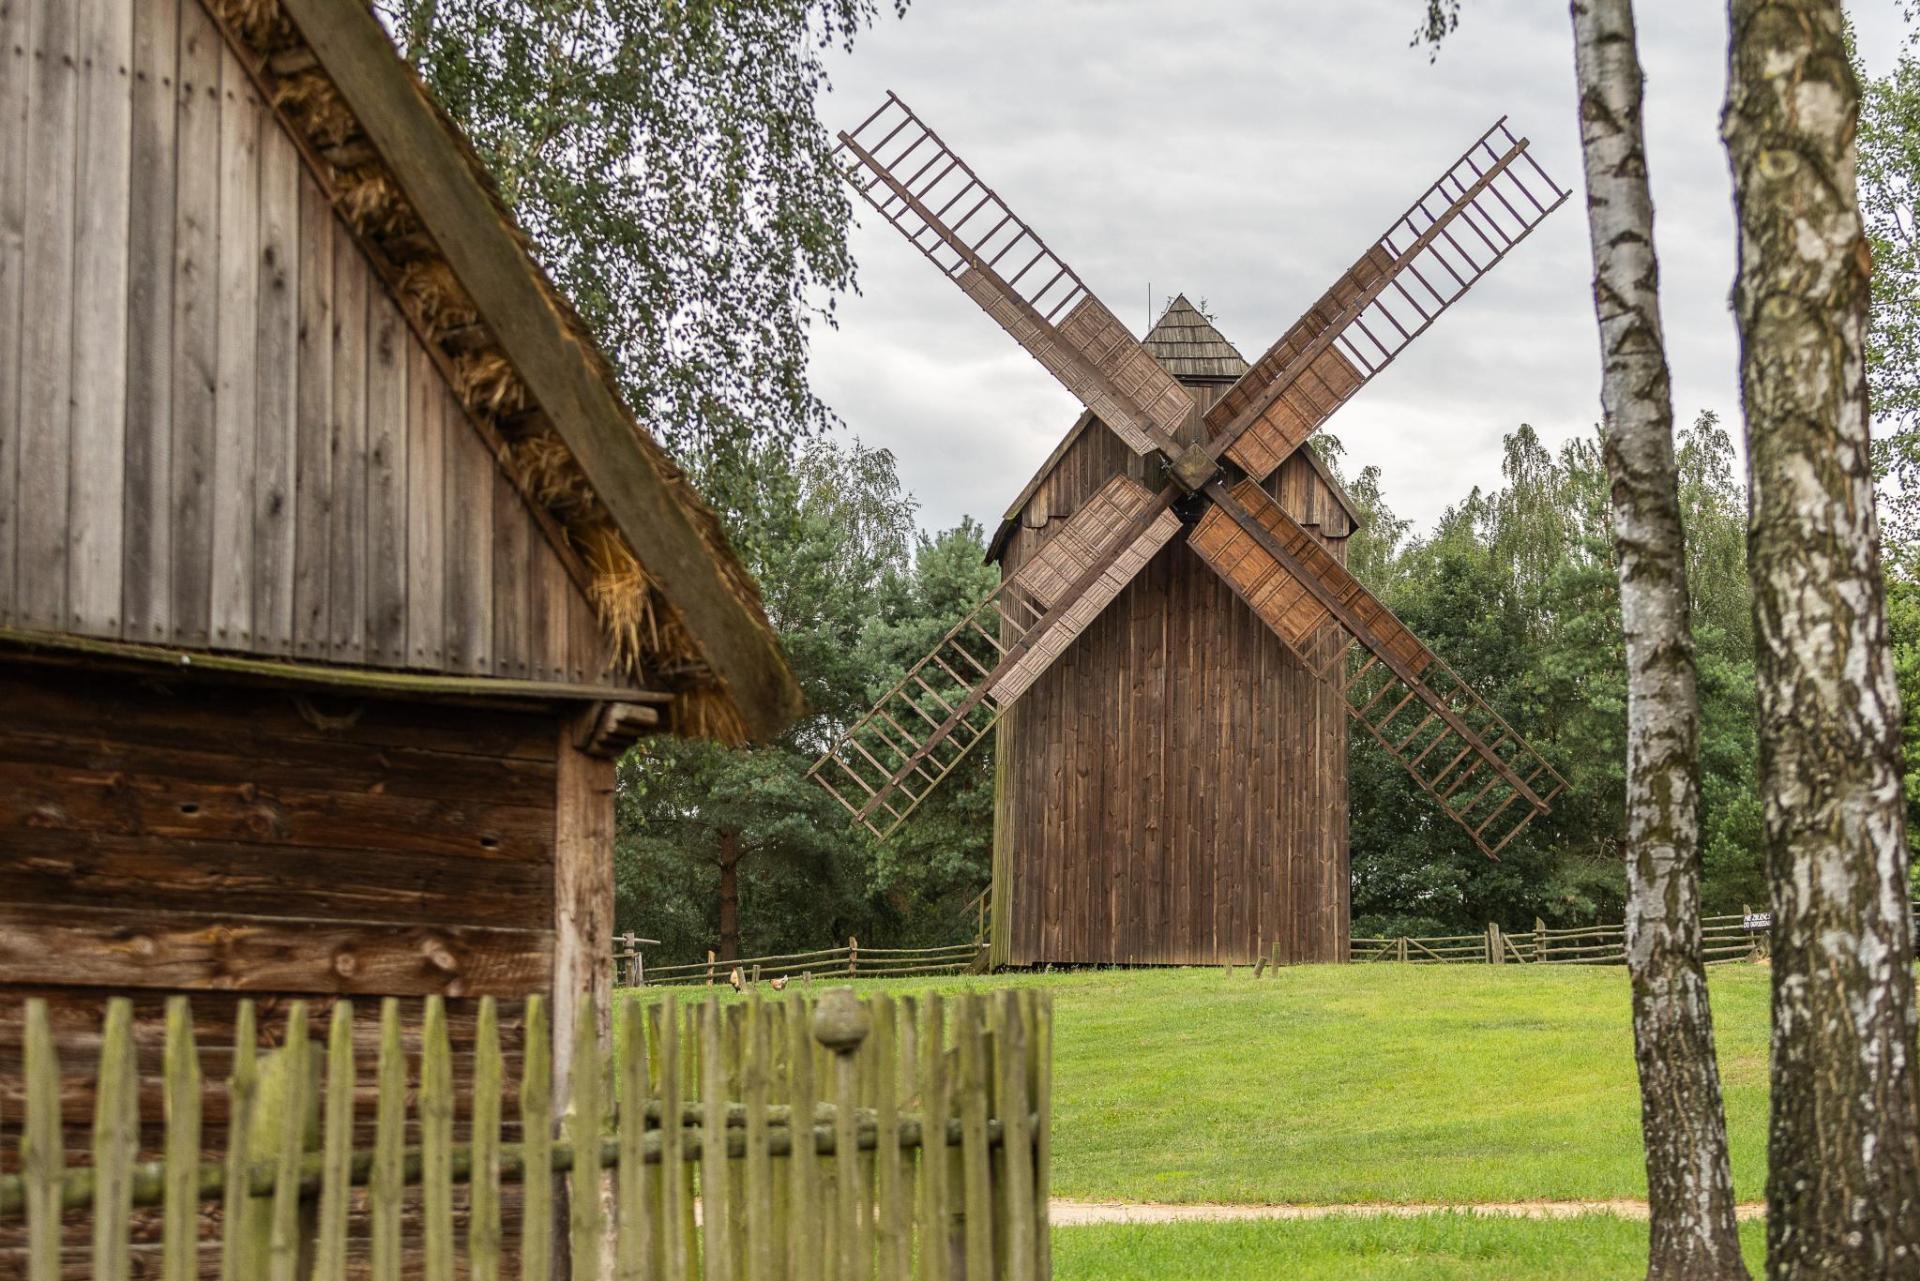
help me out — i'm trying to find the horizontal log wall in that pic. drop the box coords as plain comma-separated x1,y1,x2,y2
993,392,1353,966
0,0,621,686
0,663,559,998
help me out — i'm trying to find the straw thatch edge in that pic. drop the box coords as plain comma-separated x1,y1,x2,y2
203,0,777,744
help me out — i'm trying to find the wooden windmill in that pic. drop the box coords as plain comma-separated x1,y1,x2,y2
811,94,1573,965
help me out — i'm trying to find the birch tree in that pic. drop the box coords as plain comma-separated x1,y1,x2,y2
1571,4,1749,1276
1722,2,1920,1275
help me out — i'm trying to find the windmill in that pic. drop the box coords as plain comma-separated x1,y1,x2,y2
811,94,1573,964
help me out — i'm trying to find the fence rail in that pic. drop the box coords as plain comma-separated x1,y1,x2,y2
1351,904,1920,965
1,986,1050,1280
620,938,990,988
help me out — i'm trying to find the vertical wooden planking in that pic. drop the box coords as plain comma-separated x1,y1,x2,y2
566,991,605,1281
22,999,62,1281
290,173,332,656
422,996,456,1281
825,1002,860,1281
700,999,732,1281
404,344,444,668
996,993,1034,1281
917,994,948,1281
168,0,219,644
369,998,404,1281
568,581,603,685
443,397,493,673
472,996,504,1281
17,0,78,632
872,995,907,1281
654,1002,686,1280
521,995,554,1281
160,996,201,1281
365,290,409,664
218,1001,257,1281
327,222,367,663
529,532,570,684
265,1002,311,1281
1028,991,1051,1278
956,995,993,1277
314,1001,354,1281
493,465,531,677
0,0,29,626
68,0,133,638
92,997,138,1281
784,996,817,1281
743,997,775,1281
615,997,649,1281
208,41,259,647
252,119,300,653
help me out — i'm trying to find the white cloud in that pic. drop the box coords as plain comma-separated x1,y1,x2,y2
810,0,1906,536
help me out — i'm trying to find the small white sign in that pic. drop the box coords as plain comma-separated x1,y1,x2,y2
1743,912,1773,932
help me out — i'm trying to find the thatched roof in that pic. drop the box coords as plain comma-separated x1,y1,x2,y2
201,0,802,743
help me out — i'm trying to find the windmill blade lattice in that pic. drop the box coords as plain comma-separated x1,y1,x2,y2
1189,480,1567,858
812,475,1181,839
1206,119,1571,482
835,93,1195,457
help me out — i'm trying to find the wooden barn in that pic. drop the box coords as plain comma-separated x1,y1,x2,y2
0,0,801,1269
986,298,1360,967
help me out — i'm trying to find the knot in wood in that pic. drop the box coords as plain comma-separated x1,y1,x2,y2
810,988,871,1055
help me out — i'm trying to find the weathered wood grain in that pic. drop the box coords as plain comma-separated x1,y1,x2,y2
209,40,261,648
18,0,81,632
0,0,29,628
168,0,221,646
364,291,408,665
291,168,334,660
120,0,180,645
68,0,135,638
326,219,368,663
252,120,301,656
404,349,444,669
443,409,493,674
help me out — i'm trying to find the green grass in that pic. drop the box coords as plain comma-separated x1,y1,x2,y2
645,963,1772,1205
1051,1215,1768,1281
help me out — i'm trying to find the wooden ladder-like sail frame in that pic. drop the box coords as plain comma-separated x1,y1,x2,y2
1204,119,1571,482
834,94,1195,459
814,96,1572,860
1188,480,1567,858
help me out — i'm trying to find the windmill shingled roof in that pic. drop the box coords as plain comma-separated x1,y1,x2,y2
1142,294,1250,381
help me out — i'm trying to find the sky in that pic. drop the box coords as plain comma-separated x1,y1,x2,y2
807,0,1908,539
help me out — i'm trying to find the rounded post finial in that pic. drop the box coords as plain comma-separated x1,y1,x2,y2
810,987,871,1055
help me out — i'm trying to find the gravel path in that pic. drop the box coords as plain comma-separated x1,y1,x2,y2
1048,1198,1768,1226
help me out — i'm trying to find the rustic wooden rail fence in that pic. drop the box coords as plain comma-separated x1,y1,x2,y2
0,987,1050,1280
624,940,990,989
1350,904,1920,965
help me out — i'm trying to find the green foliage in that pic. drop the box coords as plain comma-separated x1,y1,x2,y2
1339,417,1762,935
375,0,904,466
613,440,996,961
1863,34,1920,549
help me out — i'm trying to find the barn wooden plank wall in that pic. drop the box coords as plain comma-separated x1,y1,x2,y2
993,388,1352,966
0,0,620,687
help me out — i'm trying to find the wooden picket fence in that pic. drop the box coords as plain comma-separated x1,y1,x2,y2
628,941,989,989
0,987,1051,1280
1349,908,1916,965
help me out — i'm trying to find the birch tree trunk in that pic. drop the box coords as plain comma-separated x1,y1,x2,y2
1722,3,1920,1276
1570,5,1750,1277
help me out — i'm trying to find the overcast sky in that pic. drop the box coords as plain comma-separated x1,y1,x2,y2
807,0,1907,539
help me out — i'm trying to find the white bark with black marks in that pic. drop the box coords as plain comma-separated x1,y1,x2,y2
1572,4,1751,1277
1722,2,1920,1276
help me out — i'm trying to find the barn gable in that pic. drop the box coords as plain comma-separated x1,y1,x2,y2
0,0,802,739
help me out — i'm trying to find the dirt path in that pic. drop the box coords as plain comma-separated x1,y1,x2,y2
1048,1198,1768,1226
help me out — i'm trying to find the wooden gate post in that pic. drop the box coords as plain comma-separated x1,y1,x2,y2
813,990,872,1281
1487,923,1504,965
1535,917,1547,963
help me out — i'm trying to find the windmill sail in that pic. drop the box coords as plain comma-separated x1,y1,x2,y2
1189,480,1566,858
812,474,1181,839
835,93,1194,457
1206,119,1570,482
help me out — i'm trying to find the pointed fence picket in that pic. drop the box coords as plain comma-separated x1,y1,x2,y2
0,989,1050,1280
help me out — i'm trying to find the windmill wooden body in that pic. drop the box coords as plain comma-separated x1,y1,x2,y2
813,95,1573,965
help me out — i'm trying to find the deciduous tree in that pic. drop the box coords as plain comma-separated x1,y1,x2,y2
1723,1,1920,1273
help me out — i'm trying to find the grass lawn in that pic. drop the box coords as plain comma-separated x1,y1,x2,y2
1051,1214,1768,1280
639,963,1772,1206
